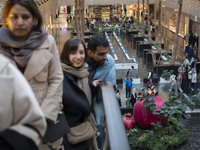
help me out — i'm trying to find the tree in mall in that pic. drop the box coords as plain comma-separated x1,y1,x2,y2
147,0,152,41
137,0,140,29
142,0,145,35
170,0,183,62
74,0,84,41
157,0,162,49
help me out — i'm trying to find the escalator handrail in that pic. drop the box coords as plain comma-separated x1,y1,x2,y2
100,82,130,150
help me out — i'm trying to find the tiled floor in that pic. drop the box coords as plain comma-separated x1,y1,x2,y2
110,31,171,107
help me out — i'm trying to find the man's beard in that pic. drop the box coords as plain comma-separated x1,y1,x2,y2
91,58,107,66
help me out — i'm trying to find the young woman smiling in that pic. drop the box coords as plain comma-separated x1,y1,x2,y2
60,38,98,150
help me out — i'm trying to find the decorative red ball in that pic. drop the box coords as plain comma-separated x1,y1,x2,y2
122,113,136,130
133,96,168,129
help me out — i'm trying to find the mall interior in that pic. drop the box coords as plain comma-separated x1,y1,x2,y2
8,0,198,103
0,0,200,149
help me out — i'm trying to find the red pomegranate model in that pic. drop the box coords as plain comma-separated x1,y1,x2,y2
133,96,168,129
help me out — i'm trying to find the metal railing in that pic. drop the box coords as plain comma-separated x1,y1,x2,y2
100,82,130,150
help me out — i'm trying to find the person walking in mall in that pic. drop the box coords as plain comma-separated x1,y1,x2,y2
183,57,190,68
169,71,175,92
87,35,116,150
130,88,137,107
146,78,155,90
0,54,46,150
60,38,98,150
115,89,122,107
125,76,133,98
147,68,154,79
188,45,194,60
0,0,63,149
187,66,193,94
152,23,155,35
177,73,182,92
178,64,186,74
169,76,178,97
191,69,197,94
127,65,135,79
91,19,95,31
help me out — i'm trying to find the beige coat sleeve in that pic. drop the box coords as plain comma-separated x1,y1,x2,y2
0,55,46,145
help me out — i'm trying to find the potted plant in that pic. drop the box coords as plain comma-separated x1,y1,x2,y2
160,70,173,83
127,115,188,150
185,95,200,113
161,53,171,60
126,89,193,150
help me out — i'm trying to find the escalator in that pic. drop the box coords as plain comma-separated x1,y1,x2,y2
108,33,133,64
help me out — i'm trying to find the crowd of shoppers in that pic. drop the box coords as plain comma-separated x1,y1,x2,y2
168,57,200,97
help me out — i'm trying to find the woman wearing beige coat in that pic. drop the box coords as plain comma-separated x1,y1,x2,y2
23,34,63,122
0,0,63,149
0,54,46,149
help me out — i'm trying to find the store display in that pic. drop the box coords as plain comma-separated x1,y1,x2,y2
102,6,110,21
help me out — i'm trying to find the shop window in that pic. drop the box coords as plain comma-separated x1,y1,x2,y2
169,14,176,32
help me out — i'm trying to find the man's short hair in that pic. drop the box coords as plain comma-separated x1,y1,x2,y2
87,36,109,53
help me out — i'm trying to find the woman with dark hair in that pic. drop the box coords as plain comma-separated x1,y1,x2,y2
0,0,63,149
60,38,98,150
146,78,155,90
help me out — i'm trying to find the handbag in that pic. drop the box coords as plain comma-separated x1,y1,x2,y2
67,120,94,145
44,111,69,143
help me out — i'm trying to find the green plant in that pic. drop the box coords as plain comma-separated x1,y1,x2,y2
127,115,188,150
161,70,173,80
163,53,171,60
157,96,191,120
153,44,158,49
190,95,200,108
129,89,193,149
